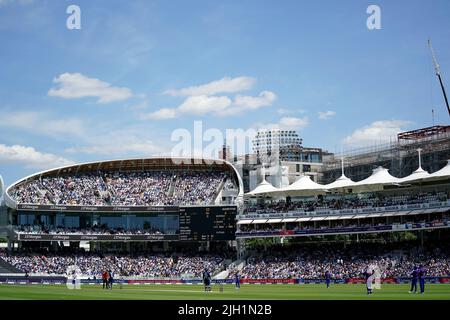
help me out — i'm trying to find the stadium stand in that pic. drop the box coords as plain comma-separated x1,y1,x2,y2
0,250,227,278
9,171,229,206
231,242,450,279
244,191,448,214
0,257,21,274
1,241,448,279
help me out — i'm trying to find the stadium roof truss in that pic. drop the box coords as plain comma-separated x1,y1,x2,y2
397,125,450,141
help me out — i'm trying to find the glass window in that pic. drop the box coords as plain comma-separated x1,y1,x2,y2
18,213,35,226
65,215,80,228
99,216,125,229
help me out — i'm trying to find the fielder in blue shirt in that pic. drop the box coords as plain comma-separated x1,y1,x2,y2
418,266,426,294
409,266,418,293
203,269,211,292
235,272,241,289
325,270,331,288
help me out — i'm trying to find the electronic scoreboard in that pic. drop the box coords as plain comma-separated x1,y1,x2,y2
179,206,237,241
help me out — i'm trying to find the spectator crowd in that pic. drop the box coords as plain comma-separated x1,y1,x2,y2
244,192,448,215
237,218,449,235
10,171,229,206
0,251,226,278
1,242,449,280
232,242,450,279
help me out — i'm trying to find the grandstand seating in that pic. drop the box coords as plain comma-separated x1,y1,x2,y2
0,251,226,278
9,171,229,206
1,241,449,279
244,192,449,215
229,242,450,279
0,257,21,274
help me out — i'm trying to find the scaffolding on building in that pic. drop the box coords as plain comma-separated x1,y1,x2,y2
321,126,450,184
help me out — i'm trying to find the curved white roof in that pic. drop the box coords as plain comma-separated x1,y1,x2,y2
353,166,400,187
428,160,450,179
284,175,325,191
399,167,430,183
273,175,326,196
246,179,279,196
323,174,355,189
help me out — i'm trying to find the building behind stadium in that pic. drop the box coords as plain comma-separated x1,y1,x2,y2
321,125,450,184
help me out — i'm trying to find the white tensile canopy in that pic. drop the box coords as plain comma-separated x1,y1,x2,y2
398,167,430,184
246,179,280,197
427,160,450,180
245,160,450,199
323,174,355,190
352,166,401,191
276,175,326,196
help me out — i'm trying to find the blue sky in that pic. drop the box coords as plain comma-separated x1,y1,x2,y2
0,0,450,186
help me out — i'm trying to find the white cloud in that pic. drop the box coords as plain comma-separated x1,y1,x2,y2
343,120,412,146
147,90,276,119
279,117,310,128
0,111,85,138
254,116,309,130
318,110,336,120
139,108,177,120
217,91,276,117
164,76,256,96
0,144,73,169
277,108,306,115
178,95,232,115
147,76,276,119
140,95,231,119
48,73,133,103
233,91,276,110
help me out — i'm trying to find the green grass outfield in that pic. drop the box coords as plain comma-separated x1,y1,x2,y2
0,283,449,300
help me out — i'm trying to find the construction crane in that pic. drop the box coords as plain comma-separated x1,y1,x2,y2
428,39,450,117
